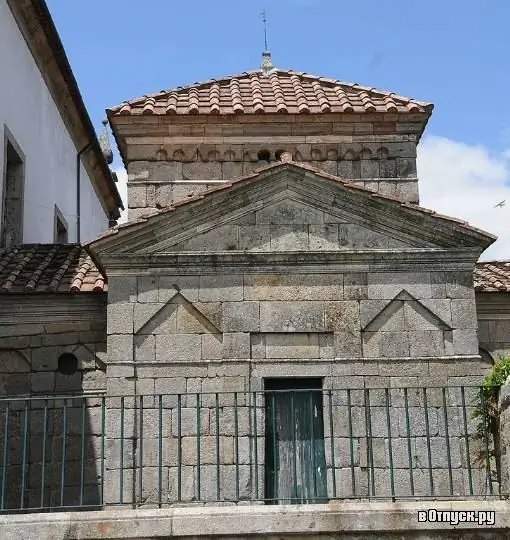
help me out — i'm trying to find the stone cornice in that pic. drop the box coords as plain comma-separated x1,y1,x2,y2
98,249,480,276
476,291,510,318
0,293,106,324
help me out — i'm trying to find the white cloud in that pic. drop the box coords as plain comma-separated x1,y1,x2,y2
418,136,510,261
114,136,510,261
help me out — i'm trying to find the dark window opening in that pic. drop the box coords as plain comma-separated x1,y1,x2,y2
57,353,78,375
264,378,327,505
54,207,68,243
2,135,24,248
257,149,271,162
275,149,285,161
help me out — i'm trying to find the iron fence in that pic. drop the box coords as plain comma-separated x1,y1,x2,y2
0,386,503,513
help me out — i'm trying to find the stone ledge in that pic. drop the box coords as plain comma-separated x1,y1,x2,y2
1,501,509,540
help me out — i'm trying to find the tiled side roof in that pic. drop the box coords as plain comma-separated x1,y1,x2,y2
0,245,106,294
474,261,510,292
108,70,433,117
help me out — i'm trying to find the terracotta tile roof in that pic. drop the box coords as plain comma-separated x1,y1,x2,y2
0,245,106,294
474,261,510,292
93,161,495,247
108,70,433,117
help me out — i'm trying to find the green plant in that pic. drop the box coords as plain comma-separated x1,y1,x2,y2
472,355,510,479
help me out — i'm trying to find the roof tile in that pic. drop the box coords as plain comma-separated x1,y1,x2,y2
108,70,432,117
0,245,106,294
474,261,510,292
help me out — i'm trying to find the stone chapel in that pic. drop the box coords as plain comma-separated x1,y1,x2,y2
1,54,510,508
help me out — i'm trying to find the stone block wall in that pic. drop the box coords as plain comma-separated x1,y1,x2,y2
163,199,414,252
103,269,492,504
123,117,421,220
0,294,107,510
476,292,510,360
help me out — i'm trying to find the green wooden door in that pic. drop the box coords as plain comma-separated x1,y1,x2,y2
264,379,328,504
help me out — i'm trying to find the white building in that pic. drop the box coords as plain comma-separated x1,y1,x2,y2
0,0,123,246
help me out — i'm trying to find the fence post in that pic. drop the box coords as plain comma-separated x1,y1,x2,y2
499,377,510,498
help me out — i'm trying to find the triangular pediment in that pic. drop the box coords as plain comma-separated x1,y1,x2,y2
88,163,494,257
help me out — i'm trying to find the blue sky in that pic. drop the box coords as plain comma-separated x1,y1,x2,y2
46,0,510,258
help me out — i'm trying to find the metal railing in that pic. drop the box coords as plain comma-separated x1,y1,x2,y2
0,386,503,513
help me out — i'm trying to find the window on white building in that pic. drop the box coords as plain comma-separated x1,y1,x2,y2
54,205,68,243
2,129,25,248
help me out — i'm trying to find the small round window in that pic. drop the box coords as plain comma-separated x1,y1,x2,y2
57,353,78,375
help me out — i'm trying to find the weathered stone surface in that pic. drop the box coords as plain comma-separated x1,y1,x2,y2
343,273,368,300
325,301,360,332
361,299,404,331
380,332,410,358
270,225,309,250
264,332,321,359
256,199,323,225
222,333,250,359
451,299,478,329
334,330,362,357
108,335,133,363
308,224,339,250
244,274,343,301
201,334,223,360
138,277,159,303
182,162,222,181
339,224,407,250
238,225,271,251
368,273,432,300
134,335,155,362
159,276,198,302
259,301,325,332
199,275,243,302
180,225,239,251
156,335,202,362
408,330,445,357
128,185,147,208
134,303,177,334
452,329,479,355
107,303,134,334
222,302,259,332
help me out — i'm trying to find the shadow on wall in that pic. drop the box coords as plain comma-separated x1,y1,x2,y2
0,350,105,512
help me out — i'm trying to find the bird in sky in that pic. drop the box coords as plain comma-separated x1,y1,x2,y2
494,200,506,208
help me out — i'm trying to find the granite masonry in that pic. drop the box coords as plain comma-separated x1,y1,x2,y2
1,69,510,514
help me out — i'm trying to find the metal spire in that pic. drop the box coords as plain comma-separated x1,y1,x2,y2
260,10,275,76
262,10,268,51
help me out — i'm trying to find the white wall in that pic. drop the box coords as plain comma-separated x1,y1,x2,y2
0,0,109,244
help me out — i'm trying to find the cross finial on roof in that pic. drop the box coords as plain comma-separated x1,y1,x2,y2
261,10,268,51
260,10,275,76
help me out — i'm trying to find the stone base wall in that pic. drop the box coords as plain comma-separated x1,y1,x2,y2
2,501,510,540
0,294,107,510
102,379,493,505
103,271,493,505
